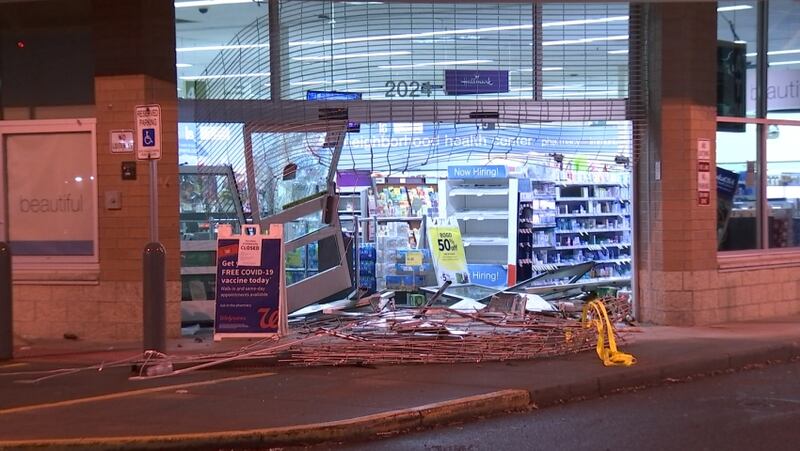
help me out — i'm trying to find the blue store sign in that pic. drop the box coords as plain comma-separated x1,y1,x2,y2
444,70,509,95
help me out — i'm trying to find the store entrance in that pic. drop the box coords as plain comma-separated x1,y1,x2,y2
327,120,634,306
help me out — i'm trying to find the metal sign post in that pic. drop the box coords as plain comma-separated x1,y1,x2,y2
135,104,165,353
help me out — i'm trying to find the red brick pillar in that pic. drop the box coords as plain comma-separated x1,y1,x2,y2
636,3,719,325
92,0,181,338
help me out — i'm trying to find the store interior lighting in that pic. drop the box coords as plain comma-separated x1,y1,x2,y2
177,43,269,52
180,72,270,81
292,51,411,62
377,60,493,70
175,0,255,8
717,5,754,12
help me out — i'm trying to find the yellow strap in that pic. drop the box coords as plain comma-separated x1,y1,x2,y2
581,300,636,367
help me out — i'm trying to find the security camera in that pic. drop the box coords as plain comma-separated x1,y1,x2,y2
198,7,208,14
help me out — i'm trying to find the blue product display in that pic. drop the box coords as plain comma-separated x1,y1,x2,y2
358,243,377,292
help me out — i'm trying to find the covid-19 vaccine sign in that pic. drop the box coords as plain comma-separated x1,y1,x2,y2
214,225,287,340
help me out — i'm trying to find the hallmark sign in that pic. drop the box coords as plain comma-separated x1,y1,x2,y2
444,70,509,96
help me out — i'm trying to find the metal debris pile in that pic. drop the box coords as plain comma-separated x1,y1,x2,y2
282,296,631,367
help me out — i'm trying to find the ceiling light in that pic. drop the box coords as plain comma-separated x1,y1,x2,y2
717,5,753,12
520,67,564,72
180,72,270,81
608,49,629,55
292,51,410,61
544,90,619,98
746,48,800,57
543,35,629,46
378,59,493,69
734,40,747,44
769,60,800,66
543,16,629,27
511,84,583,92
176,63,193,68
176,43,268,52
290,79,361,86
175,0,253,7
289,26,533,47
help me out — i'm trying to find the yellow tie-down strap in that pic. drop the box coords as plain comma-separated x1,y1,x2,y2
581,300,636,367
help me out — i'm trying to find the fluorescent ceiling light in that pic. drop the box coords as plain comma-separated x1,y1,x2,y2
746,48,800,57
520,67,564,72
769,60,800,66
175,0,252,7
290,26,532,47
717,5,753,12
378,59,492,69
180,72,270,81
543,16,629,27
543,35,629,46
176,43,268,52
290,79,361,86
176,63,193,68
608,49,629,55
734,40,748,44
292,51,410,61
544,90,619,97
511,84,583,92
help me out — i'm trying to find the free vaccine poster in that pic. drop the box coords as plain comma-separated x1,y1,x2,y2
214,229,287,339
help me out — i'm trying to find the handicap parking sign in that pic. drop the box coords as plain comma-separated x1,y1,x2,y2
135,104,161,160
142,128,156,147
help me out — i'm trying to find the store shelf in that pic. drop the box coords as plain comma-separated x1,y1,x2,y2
555,228,628,234
449,187,509,197
559,212,630,218
554,243,631,250
375,216,424,222
556,197,621,202
557,181,629,187
451,210,509,221
554,258,631,266
462,236,509,246
520,222,557,228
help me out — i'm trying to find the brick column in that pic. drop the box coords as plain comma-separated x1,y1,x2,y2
92,0,181,338
636,3,719,325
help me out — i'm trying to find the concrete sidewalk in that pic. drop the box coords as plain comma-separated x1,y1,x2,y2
1,316,799,450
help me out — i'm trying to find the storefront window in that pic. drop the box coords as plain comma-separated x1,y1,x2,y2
280,1,534,100
716,123,758,251
765,123,800,248
541,3,629,99
175,2,270,100
766,0,800,118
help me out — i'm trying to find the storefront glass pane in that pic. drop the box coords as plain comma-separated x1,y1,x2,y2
280,1,534,100
716,122,758,251
765,122,800,248
251,132,331,216
767,0,800,118
541,3,629,99
175,2,269,99
716,1,756,119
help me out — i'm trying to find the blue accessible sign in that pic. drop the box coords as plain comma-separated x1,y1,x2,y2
214,224,287,340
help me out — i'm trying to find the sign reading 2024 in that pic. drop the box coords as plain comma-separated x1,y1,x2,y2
385,81,434,98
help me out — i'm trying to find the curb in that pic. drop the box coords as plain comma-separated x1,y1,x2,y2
532,340,800,408
0,389,532,451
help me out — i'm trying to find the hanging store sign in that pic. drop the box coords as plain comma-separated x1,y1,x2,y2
447,165,508,179
306,90,362,101
426,218,470,285
444,70,509,96
214,225,287,340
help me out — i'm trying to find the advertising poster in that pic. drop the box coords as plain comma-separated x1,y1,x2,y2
426,218,470,285
214,228,287,340
717,167,740,245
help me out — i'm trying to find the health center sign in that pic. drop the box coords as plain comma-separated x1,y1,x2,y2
214,225,288,340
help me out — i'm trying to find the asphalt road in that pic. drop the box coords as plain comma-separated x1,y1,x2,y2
314,360,800,451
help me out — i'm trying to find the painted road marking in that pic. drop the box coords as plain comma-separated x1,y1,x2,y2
0,371,275,416
0,363,28,370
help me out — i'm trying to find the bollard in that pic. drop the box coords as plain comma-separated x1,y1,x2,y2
142,242,166,353
0,242,12,361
